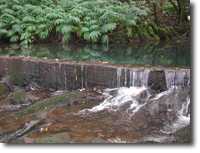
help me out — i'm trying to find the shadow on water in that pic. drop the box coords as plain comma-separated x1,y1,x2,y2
0,41,190,67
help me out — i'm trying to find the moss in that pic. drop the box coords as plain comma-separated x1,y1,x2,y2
10,92,26,105
0,83,10,97
158,27,168,40
152,34,160,41
10,70,23,86
165,26,179,38
13,92,86,117
149,22,158,34
174,125,190,143
148,26,155,35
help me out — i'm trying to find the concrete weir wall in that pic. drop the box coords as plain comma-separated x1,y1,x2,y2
0,56,190,91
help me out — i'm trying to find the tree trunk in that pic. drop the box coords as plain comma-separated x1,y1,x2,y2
153,2,159,25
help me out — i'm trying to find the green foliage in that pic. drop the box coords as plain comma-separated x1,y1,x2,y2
0,0,149,44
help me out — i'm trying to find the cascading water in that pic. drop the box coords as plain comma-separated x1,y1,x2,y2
76,68,190,143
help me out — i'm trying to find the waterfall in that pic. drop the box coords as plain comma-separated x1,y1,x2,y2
129,68,150,87
165,69,190,88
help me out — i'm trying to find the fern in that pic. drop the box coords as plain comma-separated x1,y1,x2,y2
101,34,109,44
81,27,89,33
22,16,35,23
89,31,101,42
26,26,36,32
12,5,23,11
61,25,74,34
39,32,48,40
46,13,58,20
54,19,64,25
1,8,15,15
101,23,117,33
32,7,45,15
126,19,136,26
127,27,132,37
13,24,22,33
10,35,19,42
0,29,8,35
62,33,71,43
89,25,99,31
66,16,80,24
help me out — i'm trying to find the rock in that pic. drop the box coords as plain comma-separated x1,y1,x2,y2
22,136,33,143
33,132,72,143
0,82,10,98
92,137,108,143
148,71,167,92
1,75,13,92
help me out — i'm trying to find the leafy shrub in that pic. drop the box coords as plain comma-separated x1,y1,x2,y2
0,0,149,44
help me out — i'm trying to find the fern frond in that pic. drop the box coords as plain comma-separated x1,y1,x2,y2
20,32,32,40
11,19,21,24
1,13,14,19
39,32,48,40
61,25,74,34
126,19,136,26
32,7,45,15
22,16,35,23
46,13,58,20
26,26,36,32
2,8,15,15
88,20,98,25
24,4,35,12
101,34,109,44
38,24,46,30
54,19,64,25
89,25,99,31
83,16,91,21
101,23,117,33
0,22,5,29
66,16,80,24
89,31,101,42
81,27,89,33
0,29,8,35
6,30,14,37
10,35,19,42
12,5,23,11
62,33,71,43
13,24,22,33
127,27,132,38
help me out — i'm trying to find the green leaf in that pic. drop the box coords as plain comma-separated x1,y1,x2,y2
81,27,89,33
0,29,8,35
101,34,109,44
101,23,117,33
126,19,136,26
10,35,19,42
12,5,23,11
62,33,71,43
54,19,64,25
83,16,91,21
26,26,36,32
2,8,15,15
22,16,35,23
61,25,74,34
13,24,22,33
89,25,99,31
46,13,58,20
66,16,80,24
89,31,101,42
32,7,45,15
39,32,48,40
127,27,132,38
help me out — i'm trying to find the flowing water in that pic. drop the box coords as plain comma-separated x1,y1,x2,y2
0,42,190,143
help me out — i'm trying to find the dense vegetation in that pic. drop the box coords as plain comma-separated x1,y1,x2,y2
0,0,190,44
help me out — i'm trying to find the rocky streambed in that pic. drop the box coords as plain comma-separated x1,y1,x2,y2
0,75,190,143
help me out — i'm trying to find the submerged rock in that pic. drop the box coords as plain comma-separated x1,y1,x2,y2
33,132,72,143
0,83,10,98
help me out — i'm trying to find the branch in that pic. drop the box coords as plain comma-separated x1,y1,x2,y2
168,0,178,13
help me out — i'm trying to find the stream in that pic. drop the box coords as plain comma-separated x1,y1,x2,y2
0,42,190,143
